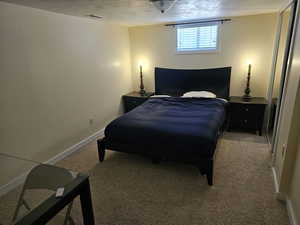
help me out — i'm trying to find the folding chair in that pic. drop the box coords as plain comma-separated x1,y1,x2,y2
12,164,76,225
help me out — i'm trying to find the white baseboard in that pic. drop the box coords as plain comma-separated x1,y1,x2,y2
271,167,299,225
287,198,299,225
45,128,105,165
0,171,29,198
271,167,286,201
0,128,105,197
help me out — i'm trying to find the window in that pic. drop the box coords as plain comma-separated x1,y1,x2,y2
176,23,219,53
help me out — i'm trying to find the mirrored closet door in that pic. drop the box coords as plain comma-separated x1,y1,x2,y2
266,2,296,148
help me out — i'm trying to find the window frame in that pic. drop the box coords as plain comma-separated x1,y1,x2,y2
175,22,221,54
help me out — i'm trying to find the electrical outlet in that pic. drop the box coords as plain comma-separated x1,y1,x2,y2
282,144,286,157
89,119,94,126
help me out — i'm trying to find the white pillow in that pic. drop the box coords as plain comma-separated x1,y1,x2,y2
216,98,228,103
182,91,216,98
150,95,171,98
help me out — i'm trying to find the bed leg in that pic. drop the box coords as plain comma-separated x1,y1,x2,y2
97,139,106,162
198,168,206,176
198,164,206,176
152,157,161,164
206,159,214,186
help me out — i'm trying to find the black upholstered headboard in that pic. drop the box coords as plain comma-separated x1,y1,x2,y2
155,67,231,99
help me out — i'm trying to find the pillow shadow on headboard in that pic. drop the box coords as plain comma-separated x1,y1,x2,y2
154,67,231,99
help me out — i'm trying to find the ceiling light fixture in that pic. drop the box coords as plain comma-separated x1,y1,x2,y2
149,0,178,13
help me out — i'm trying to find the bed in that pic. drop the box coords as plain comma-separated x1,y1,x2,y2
97,67,231,185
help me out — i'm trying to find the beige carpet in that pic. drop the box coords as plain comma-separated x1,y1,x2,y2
56,132,289,225
0,132,289,225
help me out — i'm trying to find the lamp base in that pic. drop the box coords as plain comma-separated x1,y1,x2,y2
139,89,146,96
242,95,252,102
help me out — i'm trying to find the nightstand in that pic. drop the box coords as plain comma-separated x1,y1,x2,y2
123,91,154,113
227,96,267,136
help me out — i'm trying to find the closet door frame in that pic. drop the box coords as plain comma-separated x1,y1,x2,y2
268,0,298,162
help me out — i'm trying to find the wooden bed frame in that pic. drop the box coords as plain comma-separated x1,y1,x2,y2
97,67,231,186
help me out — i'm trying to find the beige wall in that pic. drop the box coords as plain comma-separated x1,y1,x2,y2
276,63,300,223
274,6,300,187
129,13,277,97
273,3,300,222
0,2,132,165
289,144,300,223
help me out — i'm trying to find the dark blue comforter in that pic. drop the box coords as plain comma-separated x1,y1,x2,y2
105,97,227,160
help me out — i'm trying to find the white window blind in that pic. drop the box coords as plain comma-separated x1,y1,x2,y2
177,23,219,52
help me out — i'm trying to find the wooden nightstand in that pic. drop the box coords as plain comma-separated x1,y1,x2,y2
227,96,267,136
123,91,154,113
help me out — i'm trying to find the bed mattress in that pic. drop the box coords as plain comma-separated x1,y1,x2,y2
104,97,227,160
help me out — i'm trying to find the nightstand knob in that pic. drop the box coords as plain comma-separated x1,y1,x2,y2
245,108,249,111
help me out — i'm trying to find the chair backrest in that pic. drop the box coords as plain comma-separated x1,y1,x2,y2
24,164,75,191
12,164,76,224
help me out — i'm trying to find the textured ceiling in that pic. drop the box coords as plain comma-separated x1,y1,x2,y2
0,0,287,26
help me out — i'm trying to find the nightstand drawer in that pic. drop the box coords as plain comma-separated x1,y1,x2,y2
231,104,262,115
124,97,147,112
228,96,267,135
231,104,265,122
124,97,146,104
122,92,154,113
233,117,257,129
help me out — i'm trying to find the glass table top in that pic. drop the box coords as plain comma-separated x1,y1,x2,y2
0,154,80,225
